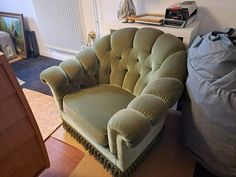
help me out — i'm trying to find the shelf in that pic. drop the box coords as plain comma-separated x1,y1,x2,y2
105,20,200,48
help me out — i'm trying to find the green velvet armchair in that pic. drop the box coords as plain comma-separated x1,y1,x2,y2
40,28,187,177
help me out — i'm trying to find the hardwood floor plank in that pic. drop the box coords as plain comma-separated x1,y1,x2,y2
40,137,84,177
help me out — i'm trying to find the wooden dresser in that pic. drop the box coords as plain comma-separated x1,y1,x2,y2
0,53,49,177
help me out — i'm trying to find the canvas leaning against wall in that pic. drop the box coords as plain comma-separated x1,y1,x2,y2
0,12,27,58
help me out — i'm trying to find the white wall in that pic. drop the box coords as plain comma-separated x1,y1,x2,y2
0,0,97,60
80,0,97,37
98,0,236,35
0,0,235,59
0,0,49,56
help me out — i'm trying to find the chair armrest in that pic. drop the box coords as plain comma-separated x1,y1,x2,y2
59,48,98,88
40,48,99,109
142,78,184,107
128,94,169,126
108,93,169,153
40,66,76,109
143,50,186,107
108,108,152,154
40,66,70,99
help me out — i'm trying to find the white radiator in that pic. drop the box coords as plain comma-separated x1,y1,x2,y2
33,0,84,55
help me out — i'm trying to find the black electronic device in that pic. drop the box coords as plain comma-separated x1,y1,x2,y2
164,1,197,28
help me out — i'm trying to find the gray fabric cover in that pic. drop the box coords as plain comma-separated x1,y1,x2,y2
181,32,236,177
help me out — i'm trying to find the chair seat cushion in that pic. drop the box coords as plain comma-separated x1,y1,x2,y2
63,84,135,145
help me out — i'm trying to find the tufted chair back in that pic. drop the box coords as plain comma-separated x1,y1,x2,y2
44,28,186,110
92,28,186,96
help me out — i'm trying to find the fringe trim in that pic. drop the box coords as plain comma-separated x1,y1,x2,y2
62,121,162,177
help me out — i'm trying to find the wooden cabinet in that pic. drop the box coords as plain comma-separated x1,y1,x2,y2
0,53,49,177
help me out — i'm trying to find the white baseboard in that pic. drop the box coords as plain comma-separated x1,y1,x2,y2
40,49,76,61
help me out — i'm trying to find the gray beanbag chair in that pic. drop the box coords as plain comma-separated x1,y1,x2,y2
181,29,236,177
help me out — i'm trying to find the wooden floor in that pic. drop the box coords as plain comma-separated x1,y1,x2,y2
51,111,196,177
40,137,84,177
35,113,217,177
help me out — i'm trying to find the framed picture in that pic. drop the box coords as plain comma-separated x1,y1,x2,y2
0,12,27,58
0,43,14,58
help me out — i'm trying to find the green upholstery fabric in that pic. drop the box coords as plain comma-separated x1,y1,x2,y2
108,108,152,153
94,28,186,96
142,77,185,107
128,94,168,125
40,27,187,174
63,84,135,145
41,48,98,110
